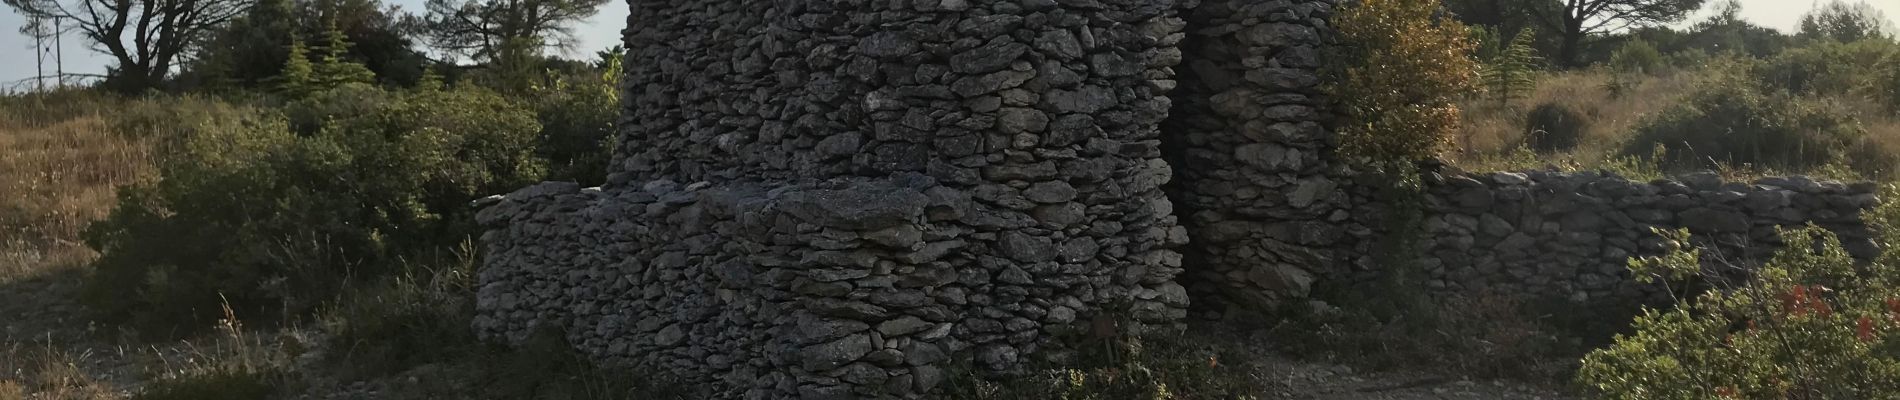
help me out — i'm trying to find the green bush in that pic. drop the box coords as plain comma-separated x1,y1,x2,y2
1609,39,1665,75
1622,66,1893,175
1876,56,1900,115
1578,221,1900,399
1754,39,1900,98
530,75,619,186
1524,102,1587,153
82,86,543,331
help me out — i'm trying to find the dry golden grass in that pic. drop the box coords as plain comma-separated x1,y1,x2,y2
0,342,121,400
0,93,149,399
0,96,154,282
1453,70,1696,168
1452,69,1900,178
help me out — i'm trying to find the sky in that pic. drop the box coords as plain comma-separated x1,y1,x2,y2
0,0,1894,89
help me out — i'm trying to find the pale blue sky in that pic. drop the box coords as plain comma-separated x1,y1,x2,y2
0,0,1891,88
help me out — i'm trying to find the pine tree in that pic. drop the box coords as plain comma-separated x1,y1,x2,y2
278,39,316,97
416,67,445,91
313,17,377,88
1479,28,1541,106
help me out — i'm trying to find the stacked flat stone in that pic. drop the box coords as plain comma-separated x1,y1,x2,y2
1413,170,1879,310
474,0,1891,396
1162,0,1361,313
475,0,1193,398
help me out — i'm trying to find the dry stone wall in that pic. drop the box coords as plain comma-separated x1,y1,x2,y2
1161,0,1371,314
1411,170,1880,310
474,0,1887,397
476,0,1195,398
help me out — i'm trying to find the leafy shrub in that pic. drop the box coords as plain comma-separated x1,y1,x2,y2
1609,39,1665,75
108,95,276,146
1622,66,1894,175
1876,57,1900,115
1754,39,1900,98
1798,0,1895,44
1523,102,1586,153
1476,27,1540,106
530,73,619,186
1578,222,1900,399
282,83,395,135
83,86,543,331
1327,0,1480,169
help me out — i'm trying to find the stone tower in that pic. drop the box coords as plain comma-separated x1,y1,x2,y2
472,0,1207,397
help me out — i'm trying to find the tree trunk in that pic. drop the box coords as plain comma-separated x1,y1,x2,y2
1559,19,1584,68
107,63,160,94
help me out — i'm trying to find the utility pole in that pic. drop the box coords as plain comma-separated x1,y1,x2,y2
31,17,46,92
54,17,64,88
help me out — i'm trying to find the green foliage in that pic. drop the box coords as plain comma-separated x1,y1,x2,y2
1327,0,1480,169
1799,0,1895,44
1478,28,1542,105
276,20,379,98
1578,219,1900,399
1523,102,1586,153
313,18,378,89
1609,39,1665,75
525,48,622,185
1622,64,1894,175
277,40,318,97
81,86,543,331
529,75,619,185
1600,143,1668,182
1755,39,1900,98
416,67,446,92
1878,56,1900,115
187,0,426,90
182,0,298,90
1680,0,1796,59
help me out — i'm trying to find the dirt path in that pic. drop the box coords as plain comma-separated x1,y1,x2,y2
1,248,147,398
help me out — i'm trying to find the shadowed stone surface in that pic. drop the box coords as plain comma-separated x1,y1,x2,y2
476,0,1883,397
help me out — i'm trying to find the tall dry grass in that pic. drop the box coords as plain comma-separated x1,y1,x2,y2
1454,70,1696,169
0,341,121,400
0,92,154,282
0,91,153,399
1453,69,1900,178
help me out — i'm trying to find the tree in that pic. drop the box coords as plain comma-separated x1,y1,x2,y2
1680,0,1794,59
418,0,606,62
277,38,315,96
1328,0,1480,167
4,0,254,93
189,0,426,90
1526,0,1706,67
1478,27,1541,106
313,18,376,88
1799,0,1895,44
